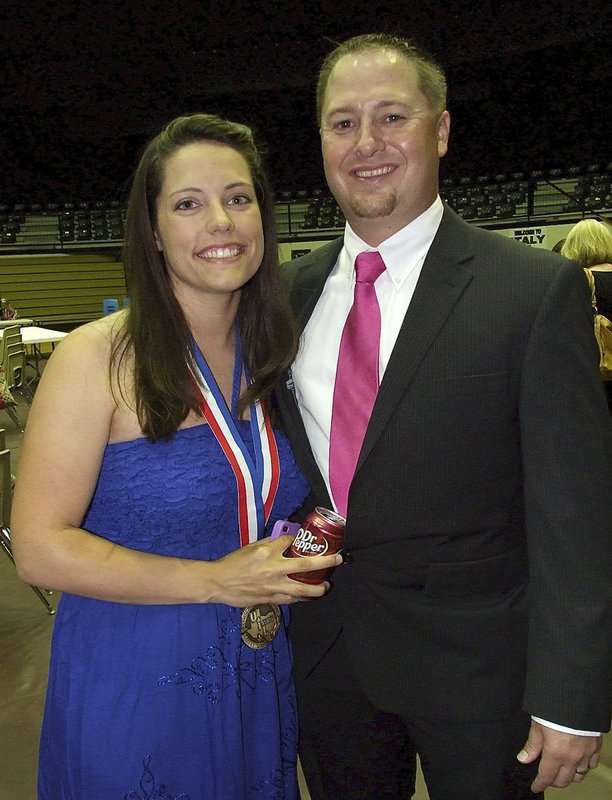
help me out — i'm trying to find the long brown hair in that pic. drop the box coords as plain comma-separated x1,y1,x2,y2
113,113,298,439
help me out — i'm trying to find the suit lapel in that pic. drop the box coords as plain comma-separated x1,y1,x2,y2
287,238,343,330
280,213,475,496
358,209,475,470
278,240,343,506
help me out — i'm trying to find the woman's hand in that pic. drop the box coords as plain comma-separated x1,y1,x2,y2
206,534,342,606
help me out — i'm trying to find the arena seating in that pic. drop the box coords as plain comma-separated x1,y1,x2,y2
0,165,609,329
274,164,611,239
0,201,125,250
1,165,610,253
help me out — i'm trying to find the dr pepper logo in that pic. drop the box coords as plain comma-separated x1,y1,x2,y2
292,528,328,555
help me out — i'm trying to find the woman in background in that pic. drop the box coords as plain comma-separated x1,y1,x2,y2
562,218,612,412
11,113,338,799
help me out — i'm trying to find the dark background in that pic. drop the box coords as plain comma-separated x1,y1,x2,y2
1,0,610,204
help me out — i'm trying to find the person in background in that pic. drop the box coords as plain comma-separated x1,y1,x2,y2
11,113,339,800
562,217,612,411
277,33,612,800
0,297,18,320
561,219,612,317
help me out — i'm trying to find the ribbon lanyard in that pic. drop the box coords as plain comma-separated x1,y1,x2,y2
189,329,280,547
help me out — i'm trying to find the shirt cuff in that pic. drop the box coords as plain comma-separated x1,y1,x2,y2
531,716,602,737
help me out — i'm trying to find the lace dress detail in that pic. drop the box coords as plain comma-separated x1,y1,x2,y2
38,423,308,800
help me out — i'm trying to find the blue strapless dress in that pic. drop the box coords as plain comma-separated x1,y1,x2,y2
38,422,309,800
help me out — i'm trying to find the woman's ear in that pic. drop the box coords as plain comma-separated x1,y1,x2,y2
153,229,163,252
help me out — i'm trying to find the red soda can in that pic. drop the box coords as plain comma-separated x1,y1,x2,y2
284,507,346,584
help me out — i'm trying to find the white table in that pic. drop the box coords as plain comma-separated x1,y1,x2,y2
0,325,67,345
0,318,34,328
18,326,68,347
0,326,68,378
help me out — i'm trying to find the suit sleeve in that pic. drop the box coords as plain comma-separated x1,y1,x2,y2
519,259,612,731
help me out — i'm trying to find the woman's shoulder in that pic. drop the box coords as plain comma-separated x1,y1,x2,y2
43,313,129,388
57,310,128,355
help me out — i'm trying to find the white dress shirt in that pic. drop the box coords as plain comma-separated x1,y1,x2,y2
291,195,599,738
292,196,443,501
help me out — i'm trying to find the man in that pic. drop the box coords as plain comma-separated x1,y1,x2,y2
278,33,612,800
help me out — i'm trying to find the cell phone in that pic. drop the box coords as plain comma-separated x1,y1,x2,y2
270,519,301,539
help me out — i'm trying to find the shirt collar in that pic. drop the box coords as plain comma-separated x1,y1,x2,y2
342,196,444,285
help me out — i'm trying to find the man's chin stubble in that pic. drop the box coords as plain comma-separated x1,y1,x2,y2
351,192,397,219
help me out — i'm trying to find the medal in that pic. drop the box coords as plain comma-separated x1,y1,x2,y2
241,603,282,649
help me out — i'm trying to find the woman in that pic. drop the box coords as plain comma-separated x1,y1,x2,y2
11,114,339,799
562,218,612,411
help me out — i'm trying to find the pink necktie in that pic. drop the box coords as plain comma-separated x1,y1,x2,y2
329,251,386,517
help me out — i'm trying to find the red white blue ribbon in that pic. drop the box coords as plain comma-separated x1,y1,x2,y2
189,337,280,548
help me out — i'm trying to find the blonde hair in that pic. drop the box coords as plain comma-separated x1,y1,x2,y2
561,219,612,268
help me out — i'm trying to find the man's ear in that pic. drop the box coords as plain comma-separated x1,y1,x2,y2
437,111,451,158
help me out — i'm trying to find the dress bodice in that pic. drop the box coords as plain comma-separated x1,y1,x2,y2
82,421,309,559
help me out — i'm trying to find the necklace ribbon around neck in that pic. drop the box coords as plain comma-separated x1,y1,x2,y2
189,334,280,548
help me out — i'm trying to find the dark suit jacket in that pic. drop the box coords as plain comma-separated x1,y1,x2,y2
278,206,612,730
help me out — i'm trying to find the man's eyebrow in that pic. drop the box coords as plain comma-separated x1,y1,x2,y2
326,100,409,116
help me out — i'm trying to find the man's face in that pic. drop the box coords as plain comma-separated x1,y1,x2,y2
320,48,450,245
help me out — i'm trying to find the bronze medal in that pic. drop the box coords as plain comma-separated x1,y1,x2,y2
241,603,282,649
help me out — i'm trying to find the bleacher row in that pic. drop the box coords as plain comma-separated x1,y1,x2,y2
1,165,610,253
0,253,127,329
275,165,612,236
0,200,126,250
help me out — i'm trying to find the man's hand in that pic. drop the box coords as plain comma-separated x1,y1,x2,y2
517,719,602,792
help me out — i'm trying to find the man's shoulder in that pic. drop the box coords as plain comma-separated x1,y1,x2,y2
280,237,343,291
447,214,574,272
280,237,343,270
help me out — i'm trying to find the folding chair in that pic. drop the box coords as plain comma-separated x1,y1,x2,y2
1,327,21,366
0,342,22,430
4,345,34,406
0,446,55,614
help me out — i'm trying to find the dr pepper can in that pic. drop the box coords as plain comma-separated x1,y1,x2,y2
284,507,346,584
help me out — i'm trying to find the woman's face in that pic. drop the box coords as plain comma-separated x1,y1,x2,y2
154,141,264,303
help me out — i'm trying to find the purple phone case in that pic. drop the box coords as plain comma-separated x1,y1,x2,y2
270,519,301,539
